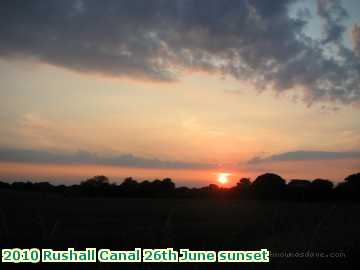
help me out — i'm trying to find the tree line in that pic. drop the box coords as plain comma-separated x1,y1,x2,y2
0,172,359,202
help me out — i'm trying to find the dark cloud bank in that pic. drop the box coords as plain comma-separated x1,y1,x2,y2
0,148,214,169
1,0,360,104
249,150,360,164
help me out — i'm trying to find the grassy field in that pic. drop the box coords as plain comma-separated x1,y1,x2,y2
0,190,359,269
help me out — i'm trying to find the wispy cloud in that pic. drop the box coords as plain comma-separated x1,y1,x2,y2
0,0,360,104
0,148,215,170
248,150,360,164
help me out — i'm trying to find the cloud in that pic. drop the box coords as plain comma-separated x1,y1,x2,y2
248,150,360,164
317,0,348,44
0,148,215,169
0,0,360,104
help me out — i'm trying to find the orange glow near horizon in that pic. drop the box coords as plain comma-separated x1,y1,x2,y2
0,159,358,188
0,162,224,187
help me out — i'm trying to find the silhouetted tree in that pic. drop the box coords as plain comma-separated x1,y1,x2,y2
252,173,286,200
33,182,54,191
311,179,333,189
81,175,109,188
120,177,139,195
335,172,360,201
287,179,311,201
237,178,251,189
12,181,33,190
235,178,252,198
0,181,10,189
175,186,192,197
138,180,151,196
288,179,311,188
161,178,175,191
208,184,219,190
146,178,176,196
309,179,333,201
345,172,360,186
122,177,138,186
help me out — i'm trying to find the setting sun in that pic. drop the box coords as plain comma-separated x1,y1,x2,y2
217,173,231,185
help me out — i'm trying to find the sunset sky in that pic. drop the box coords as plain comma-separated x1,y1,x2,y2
1,0,360,186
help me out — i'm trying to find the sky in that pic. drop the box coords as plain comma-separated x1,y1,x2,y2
0,0,360,186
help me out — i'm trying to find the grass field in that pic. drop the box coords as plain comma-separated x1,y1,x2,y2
0,190,359,269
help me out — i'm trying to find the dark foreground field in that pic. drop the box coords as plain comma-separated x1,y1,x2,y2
0,190,359,269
